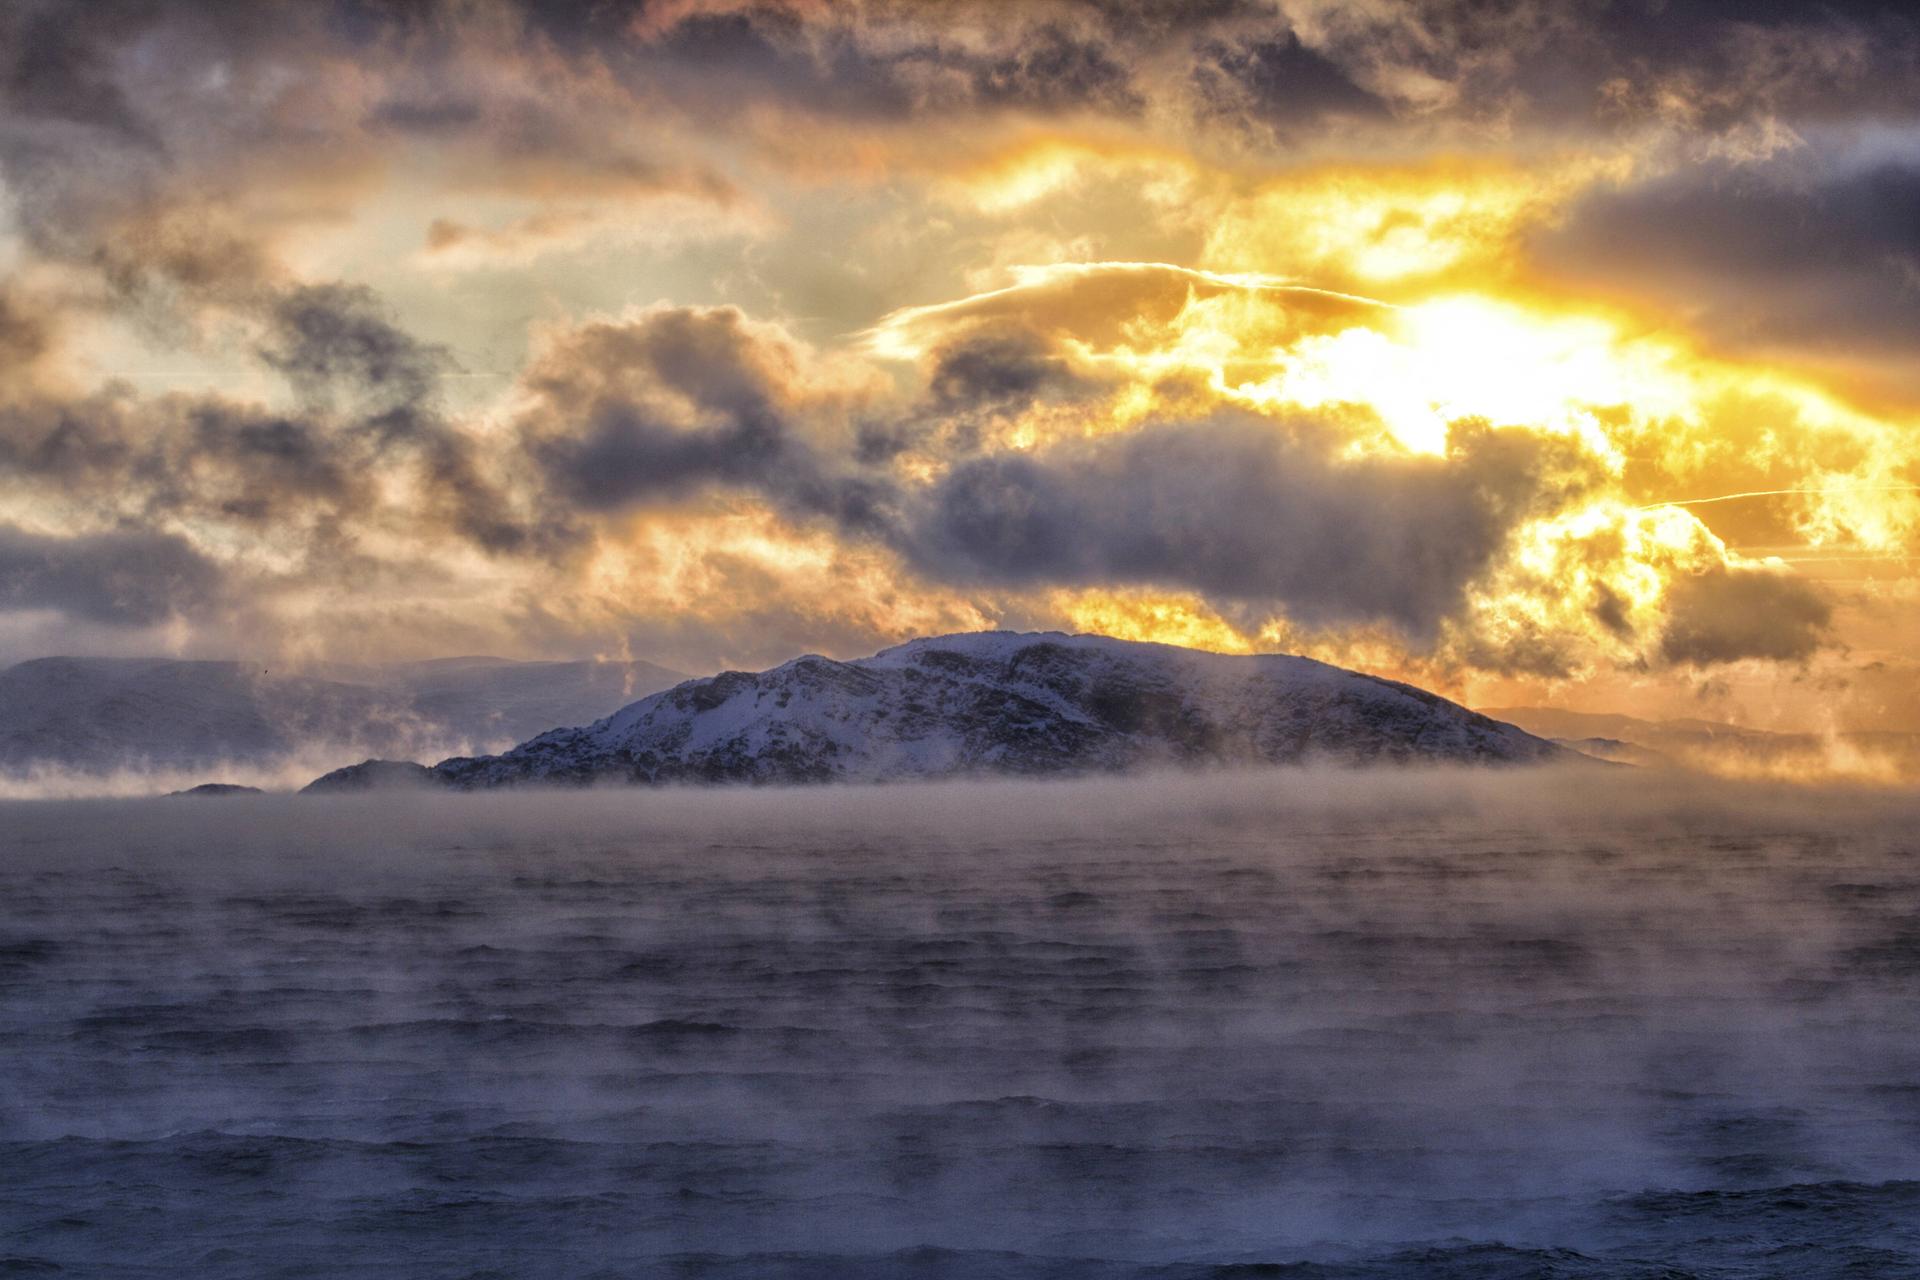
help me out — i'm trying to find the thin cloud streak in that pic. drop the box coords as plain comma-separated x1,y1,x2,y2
1637,485,1920,511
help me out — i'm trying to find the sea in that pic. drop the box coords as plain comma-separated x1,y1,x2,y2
3,768,1919,1278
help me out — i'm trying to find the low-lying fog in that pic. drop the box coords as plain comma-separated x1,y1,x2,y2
4,768,1919,1278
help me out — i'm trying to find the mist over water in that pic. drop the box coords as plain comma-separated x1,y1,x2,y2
4,769,1920,1278
0,750,447,802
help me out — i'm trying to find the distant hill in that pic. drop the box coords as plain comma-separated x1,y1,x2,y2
1484,706,1920,779
0,655,684,779
352,656,688,748
323,632,1569,791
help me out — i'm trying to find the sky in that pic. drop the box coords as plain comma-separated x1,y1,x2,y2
0,0,1916,735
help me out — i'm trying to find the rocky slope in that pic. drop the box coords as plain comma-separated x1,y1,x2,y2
401,632,1563,790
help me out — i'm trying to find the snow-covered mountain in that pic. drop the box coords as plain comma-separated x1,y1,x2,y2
414,632,1564,789
0,655,684,779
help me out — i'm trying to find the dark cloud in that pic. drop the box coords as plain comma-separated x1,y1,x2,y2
856,330,1094,463
260,284,453,414
506,0,1920,138
0,523,224,627
927,332,1083,411
966,23,1142,115
536,399,786,510
1191,31,1387,134
899,414,1596,639
630,11,908,119
1659,565,1833,666
1271,0,1920,130
3,4,157,141
520,305,892,533
1539,159,1920,360
1576,1,1920,128
0,391,358,530
613,6,1152,123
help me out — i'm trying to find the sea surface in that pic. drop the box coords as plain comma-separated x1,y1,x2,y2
3,769,1920,1278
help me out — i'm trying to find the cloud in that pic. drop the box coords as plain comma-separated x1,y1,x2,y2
0,1,742,320
506,292,1609,648
364,94,487,136
600,0,1917,142
925,331,1082,411
260,284,453,413
0,261,1859,689
0,286,60,399
854,328,1098,462
1660,564,1833,667
0,523,224,627
900,413,1596,638
621,4,1148,123
491,280,1857,677
1190,29,1389,136
517,304,892,534
0,277,549,564
0,391,349,526
497,290,1624,656
1275,0,1918,129
1538,156,1920,370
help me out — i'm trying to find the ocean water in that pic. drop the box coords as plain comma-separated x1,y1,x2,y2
3,769,1920,1278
